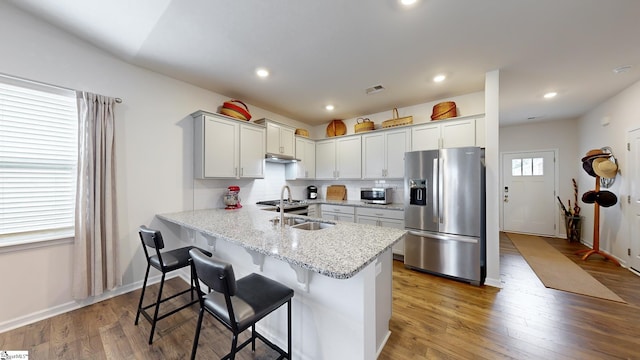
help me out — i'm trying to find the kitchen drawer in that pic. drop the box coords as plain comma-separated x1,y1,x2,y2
320,204,355,215
356,207,404,220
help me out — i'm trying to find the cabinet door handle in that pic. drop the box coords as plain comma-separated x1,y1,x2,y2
235,167,238,176
240,167,243,176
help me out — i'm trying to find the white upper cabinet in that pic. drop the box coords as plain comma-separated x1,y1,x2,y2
287,136,316,179
255,119,296,158
239,125,266,178
315,139,337,179
362,128,410,179
337,137,362,179
316,136,361,179
411,116,480,151
193,112,265,179
411,123,441,151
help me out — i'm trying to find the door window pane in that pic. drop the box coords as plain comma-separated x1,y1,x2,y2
533,157,544,176
512,159,522,176
522,158,532,176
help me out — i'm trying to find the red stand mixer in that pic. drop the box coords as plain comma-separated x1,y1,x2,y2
224,185,242,209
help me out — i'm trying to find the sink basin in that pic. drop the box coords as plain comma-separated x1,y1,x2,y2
291,221,334,230
278,217,307,226
271,217,335,230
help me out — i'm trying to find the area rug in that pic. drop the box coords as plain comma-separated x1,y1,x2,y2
506,232,626,303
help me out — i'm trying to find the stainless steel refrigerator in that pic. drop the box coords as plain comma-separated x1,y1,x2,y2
404,147,486,285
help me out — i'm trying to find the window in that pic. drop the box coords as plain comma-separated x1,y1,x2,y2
512,157,544,177
0,75,78,245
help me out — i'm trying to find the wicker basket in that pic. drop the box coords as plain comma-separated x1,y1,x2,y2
382,108,413,128
326,119,347,137
295,128,309,137
220,99,252,121
431,101,457,120
354,118,375,133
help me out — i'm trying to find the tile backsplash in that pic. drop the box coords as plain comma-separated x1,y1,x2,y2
193,163,405,210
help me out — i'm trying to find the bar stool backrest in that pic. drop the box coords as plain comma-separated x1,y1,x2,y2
190,249,238,296
139,225,165,249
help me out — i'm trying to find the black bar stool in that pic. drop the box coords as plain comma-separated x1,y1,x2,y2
189,248,294,360
135,225,212,344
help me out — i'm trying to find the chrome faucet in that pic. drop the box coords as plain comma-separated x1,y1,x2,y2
280,185,291,227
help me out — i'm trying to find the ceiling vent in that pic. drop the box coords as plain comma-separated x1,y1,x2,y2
366,84,385,95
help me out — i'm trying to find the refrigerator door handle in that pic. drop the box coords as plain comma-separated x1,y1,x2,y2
407,230,479,244
438,156,444,224
433,158,438,223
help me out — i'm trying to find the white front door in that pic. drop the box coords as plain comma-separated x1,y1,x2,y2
502,150,557,236
629,129,640,271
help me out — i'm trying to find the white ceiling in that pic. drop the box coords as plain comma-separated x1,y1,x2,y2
7,0,640,126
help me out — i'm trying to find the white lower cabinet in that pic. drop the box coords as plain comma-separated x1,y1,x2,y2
319,204,405,255
320,204,355,222
356,207,405,256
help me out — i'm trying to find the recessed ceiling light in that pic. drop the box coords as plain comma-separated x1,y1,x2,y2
325,105,335,111
433,74,446,83
543,92,557,99
400,0,418,6
256,68,269,78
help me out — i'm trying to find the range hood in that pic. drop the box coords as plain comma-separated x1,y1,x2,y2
265,153,300,164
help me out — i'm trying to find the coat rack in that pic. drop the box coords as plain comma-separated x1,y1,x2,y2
577,148,620,265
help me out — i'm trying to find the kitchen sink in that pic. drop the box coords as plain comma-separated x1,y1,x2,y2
279,217,306,226
271,217,335,230
291,221,334,230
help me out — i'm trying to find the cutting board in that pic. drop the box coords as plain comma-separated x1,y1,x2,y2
326,185,347,200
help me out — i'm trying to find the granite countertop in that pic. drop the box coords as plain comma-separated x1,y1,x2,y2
157,206,406,279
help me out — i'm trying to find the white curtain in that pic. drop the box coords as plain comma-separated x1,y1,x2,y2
73,92,120,300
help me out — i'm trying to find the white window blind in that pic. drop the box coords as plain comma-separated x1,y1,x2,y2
0,76,78,243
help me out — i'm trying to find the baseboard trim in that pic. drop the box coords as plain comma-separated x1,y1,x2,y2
484,277,502,288
0,271,187,334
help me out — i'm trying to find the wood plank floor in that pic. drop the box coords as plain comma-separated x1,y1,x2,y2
1,233,639,359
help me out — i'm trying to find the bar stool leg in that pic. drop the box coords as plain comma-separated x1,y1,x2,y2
148,273,166,344
229,334,239,360
288,300,292,359
251,324,256,351
135,264,151,325
190,308,205,360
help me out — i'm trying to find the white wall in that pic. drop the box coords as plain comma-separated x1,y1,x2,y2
484,70,501,287
0,3,307,329
500,118,580,236
576,80,640,265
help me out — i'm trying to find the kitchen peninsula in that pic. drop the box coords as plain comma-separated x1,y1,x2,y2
157,206,406,360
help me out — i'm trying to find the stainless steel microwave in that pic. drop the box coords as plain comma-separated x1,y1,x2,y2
360,187,392,204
